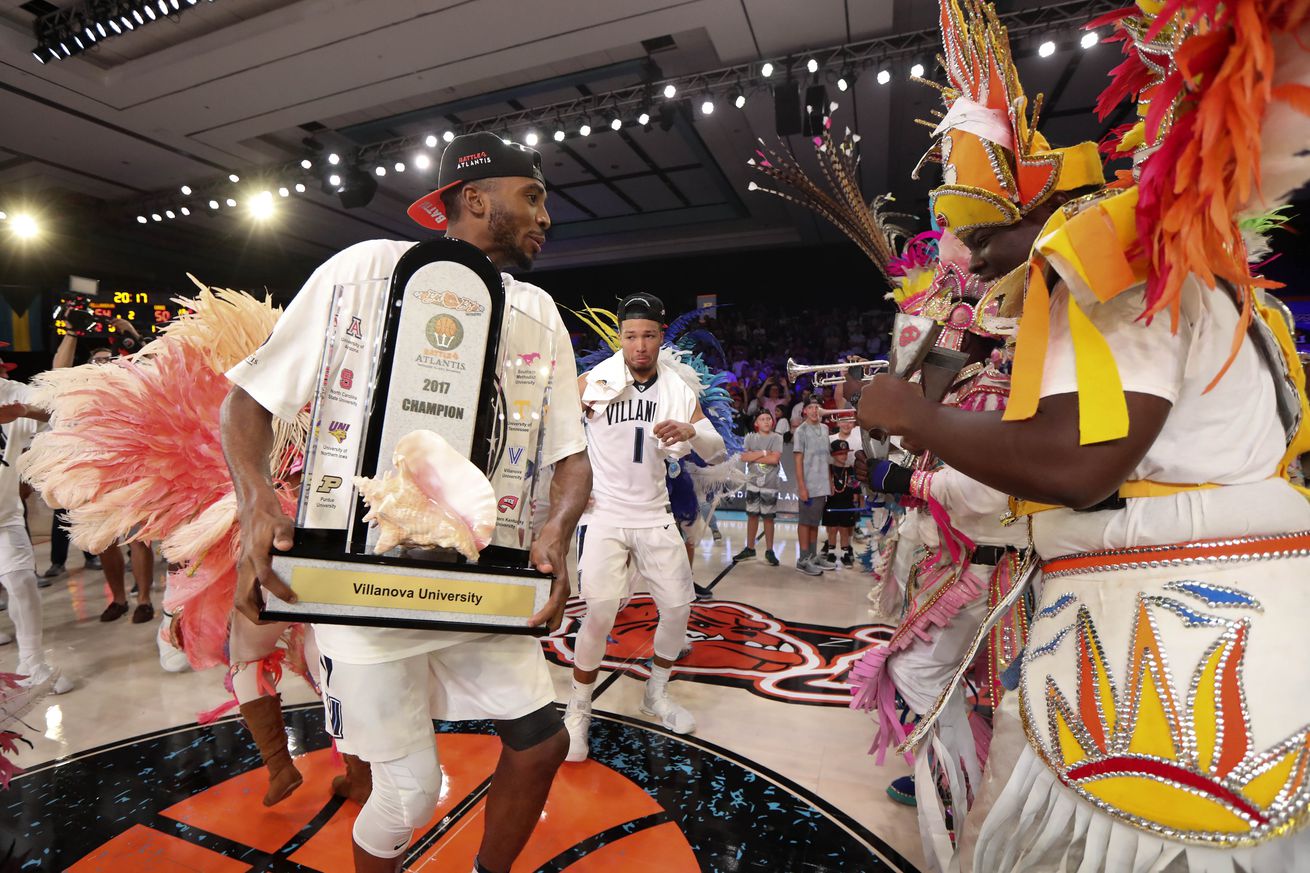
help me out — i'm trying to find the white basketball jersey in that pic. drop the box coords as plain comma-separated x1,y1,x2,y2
582,360,697,528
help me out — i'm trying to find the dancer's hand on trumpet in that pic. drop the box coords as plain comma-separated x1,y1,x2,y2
855,375,929,441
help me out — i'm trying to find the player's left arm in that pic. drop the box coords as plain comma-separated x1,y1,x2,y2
653,401,726,463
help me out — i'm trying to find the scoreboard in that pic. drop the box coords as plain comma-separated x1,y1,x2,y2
54,291,192,339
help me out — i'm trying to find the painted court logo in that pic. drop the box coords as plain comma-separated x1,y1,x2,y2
543,595,892,706
326,421,350,443
425,314,464,351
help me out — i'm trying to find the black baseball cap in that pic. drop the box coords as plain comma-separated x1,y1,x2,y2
617,292,666,325
830,439,850,454
407,132,546,230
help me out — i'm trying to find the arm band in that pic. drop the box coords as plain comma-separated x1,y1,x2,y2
689,417,726,464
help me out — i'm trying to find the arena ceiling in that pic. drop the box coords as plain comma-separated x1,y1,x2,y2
0,0,1129,291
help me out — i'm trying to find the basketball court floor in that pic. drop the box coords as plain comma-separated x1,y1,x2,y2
1,503,925,872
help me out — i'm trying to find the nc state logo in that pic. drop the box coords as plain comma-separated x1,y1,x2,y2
898,325,922,347
498,496,519,513
339,369,354,390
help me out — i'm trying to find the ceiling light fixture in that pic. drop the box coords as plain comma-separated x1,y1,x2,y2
910,62,925,78
1038,39,1056,57
663,83,677,99
701,99,714,115
414,153,431,169
424,134,437,148
442,131,455,143
877,69,891,85
806,58,819,74
1081,31,1099,49
761,61,774,78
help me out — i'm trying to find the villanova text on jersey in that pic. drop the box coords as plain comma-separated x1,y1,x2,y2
605,398,656,426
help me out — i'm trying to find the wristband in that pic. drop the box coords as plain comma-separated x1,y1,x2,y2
909,469,935,503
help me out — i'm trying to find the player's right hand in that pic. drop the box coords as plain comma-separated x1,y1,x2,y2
234,490,297,624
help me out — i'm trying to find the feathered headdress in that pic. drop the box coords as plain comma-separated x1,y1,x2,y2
747,123,918,286
916,0,1106,236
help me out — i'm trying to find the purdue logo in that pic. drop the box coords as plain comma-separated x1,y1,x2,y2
316,475,343,493
425,314,464,351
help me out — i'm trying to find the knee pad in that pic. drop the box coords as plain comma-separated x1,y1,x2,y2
573,598,621,672
653,602,692,663
351,746,442,859
493,702,564,751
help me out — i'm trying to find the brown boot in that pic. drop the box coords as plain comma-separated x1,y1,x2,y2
239,694,303,806
332,753,373,804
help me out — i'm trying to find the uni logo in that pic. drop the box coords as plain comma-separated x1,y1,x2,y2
327,421,350,443
345,316,364,339
425,314,464,351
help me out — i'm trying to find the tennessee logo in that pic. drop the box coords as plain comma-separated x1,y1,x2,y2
345,317,364,340
326,421,350,443
497,496,519,513
520,352,542,365
543,596,891,706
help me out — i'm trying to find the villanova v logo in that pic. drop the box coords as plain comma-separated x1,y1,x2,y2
508,446,524,466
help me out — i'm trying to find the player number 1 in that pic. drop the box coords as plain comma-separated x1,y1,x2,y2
633,427,644,464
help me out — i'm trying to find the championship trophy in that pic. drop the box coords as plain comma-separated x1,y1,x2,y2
260,237,554,635
863,312,943,450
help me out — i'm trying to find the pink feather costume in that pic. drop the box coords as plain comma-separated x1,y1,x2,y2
20,279,314,702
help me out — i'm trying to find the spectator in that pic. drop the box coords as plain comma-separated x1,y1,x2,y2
793,400,835,576
733,411,783,566
748,376,791,419
821,440,861,566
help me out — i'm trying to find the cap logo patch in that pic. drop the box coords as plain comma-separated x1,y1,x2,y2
456,151,492,169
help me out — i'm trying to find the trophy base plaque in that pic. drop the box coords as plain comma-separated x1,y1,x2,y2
260,552,551,636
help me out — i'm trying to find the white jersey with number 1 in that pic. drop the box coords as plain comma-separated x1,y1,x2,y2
580,354,698,528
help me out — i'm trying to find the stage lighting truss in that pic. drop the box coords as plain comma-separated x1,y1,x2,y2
114,0,1119,222
32,0,214,63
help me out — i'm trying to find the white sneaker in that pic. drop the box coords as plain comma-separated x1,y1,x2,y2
641,684,696,734
157,613,191,673
18,661,74,695
564,699,592,762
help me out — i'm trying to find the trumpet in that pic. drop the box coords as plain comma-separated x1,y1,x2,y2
818,408,857,420
786,357,888,386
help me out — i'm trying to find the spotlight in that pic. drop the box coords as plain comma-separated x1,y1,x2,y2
837,77,848,92
144,5,155,20
122,15,134,30
300,159,312,169
73,34,83,50
11,215,37,238
278,187,289,197
228,173,240,183
1039,40,1056,57
424,134,437,148
1081,31,1099,49
249,191,275,220
414,153,431,169
638,111,651,126
109,19,120,34
137,215,147,224
327,153,340,165
579,123,592,137
180,206,190,215
170,0,180,10
151,213,162,222
133,9,143,24
32,51,45,64
294,183,306,193
328,173,341,188
393,161,405,172
334,165,379,209
663,83,677,99
524,131,539,146
877,69,891,85
375,166,387,177
553,129,566,142
610,117,622,131
700,99,714,115
96,21,106,37
209,199,219,209
733,92,746,109
180,185,192,195
761,61,774,78
806,58,819,74
164,210,175,219
442,131,455,143
225,198,236,207
910,62,925,78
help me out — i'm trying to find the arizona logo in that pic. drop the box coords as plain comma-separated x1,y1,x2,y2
497,495,519,513
344,316,364,340
326,421,350,443
543,595,892,706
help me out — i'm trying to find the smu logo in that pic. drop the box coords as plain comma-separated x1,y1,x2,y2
520,352,542,365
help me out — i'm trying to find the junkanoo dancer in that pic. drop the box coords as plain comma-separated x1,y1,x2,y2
857,0,1310,869
20,284,328,807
